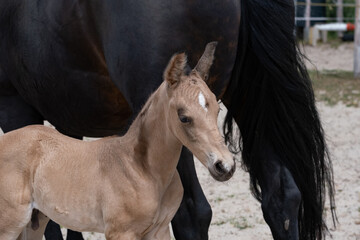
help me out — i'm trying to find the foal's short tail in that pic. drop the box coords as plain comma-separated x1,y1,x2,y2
223,0,336,239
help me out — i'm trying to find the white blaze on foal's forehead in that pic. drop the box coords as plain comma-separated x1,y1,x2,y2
198,92,208,112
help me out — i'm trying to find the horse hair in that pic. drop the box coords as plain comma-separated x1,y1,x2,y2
223,0,336,239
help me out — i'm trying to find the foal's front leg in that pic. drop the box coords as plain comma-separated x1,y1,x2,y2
171,147,212,240
144,171,183,240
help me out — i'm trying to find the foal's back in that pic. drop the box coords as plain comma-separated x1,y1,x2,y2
0,125,98,177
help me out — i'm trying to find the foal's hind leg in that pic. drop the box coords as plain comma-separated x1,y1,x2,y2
171,147,212,240
0,203,32,240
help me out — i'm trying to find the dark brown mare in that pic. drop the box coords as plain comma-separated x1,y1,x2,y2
0,0,335,239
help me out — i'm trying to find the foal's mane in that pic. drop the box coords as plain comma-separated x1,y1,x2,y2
137,89,159,120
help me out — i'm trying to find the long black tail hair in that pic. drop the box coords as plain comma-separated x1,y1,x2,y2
223,0,336,239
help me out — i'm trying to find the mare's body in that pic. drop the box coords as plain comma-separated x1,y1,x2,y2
0,0,335,239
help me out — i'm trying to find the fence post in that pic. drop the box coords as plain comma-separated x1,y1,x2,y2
337,0,344,37
304,0,311,42
355,0,360,78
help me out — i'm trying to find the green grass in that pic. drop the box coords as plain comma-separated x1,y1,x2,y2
230,217,253,230
310,70,360,107
212,219,227,226
212,217,253,230
214,197,224,203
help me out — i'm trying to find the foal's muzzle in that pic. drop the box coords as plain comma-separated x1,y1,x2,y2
208,158,236,182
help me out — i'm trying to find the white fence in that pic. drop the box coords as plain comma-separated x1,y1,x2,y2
295,0,360,77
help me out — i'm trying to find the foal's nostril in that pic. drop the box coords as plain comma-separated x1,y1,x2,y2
209,159,235,182
214,161,227,174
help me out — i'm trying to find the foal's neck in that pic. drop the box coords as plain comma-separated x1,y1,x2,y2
124,83,182,186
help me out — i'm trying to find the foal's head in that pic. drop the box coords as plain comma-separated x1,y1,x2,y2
163,42,235,181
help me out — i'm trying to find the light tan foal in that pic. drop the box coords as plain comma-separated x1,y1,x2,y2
0,42,235,240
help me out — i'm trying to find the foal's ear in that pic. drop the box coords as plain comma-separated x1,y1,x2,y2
164,53,187,88
193,41,217,82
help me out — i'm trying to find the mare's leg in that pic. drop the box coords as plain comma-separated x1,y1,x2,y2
44,221,64,240
44,132,84,240
171,147,212,240
258,145,301,240
45,221,83,240
65,230,84,240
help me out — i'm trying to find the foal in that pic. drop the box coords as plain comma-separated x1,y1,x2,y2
0,42,235,240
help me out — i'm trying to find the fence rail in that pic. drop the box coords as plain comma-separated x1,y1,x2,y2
296,17,354,20
296,2,358,7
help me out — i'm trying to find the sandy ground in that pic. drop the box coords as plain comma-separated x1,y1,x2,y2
1,42,359,239
303,42,354,71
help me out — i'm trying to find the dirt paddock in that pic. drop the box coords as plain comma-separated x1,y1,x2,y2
0,42,359,239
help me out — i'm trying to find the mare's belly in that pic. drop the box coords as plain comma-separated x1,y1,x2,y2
37,73,133,137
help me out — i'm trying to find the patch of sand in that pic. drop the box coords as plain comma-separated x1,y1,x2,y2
303,42,354,71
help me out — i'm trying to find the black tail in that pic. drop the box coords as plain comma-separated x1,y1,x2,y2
223,0,336,239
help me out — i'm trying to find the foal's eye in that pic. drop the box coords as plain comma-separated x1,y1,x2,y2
179,115,191,123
